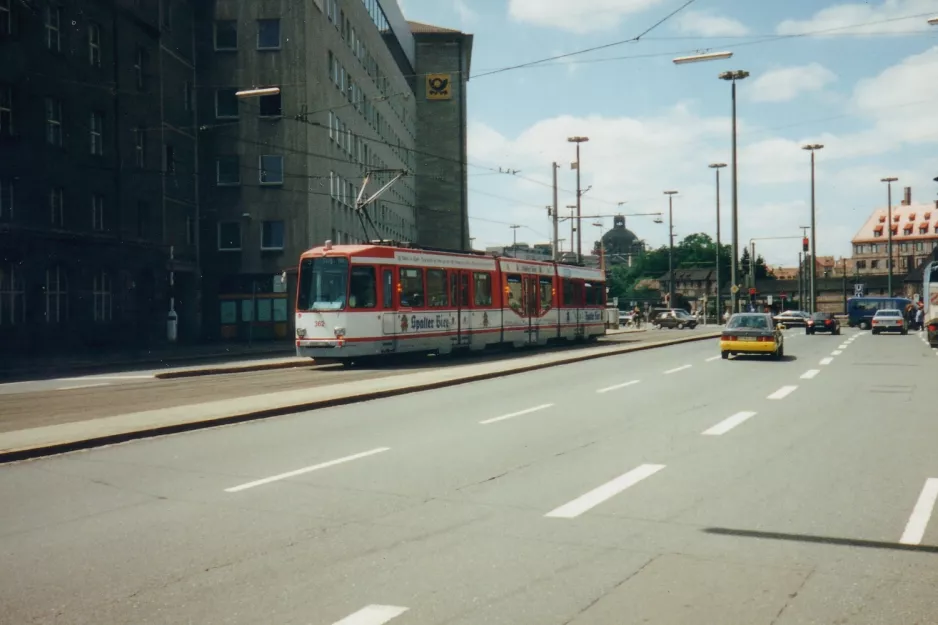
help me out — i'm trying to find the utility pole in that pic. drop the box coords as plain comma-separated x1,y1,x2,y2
842,257,848,313
803,144,824,313
881,177,898,296
664,191,679,308
568,136,589,264
551,162,559,260
799,225,810,311
709,163,727,320
798,252,804,309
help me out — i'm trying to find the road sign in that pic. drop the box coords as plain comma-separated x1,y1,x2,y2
854,283,865,297
780,291,787,299
767,295,774,305
731,285,740,294
749,287,756,296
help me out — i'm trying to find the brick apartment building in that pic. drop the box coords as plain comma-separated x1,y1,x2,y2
851,186,938,279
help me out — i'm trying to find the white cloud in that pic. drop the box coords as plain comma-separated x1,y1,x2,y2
507,0,667,34
453,0,477,25
750,63,838,103
777,0,936,36
674,10,749,36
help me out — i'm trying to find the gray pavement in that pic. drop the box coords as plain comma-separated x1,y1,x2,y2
1,327,936,624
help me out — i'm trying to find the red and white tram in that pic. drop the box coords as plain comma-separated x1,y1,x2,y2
294,242,607,361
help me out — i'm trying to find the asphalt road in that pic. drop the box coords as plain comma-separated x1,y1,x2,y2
1,327,936,624
0,327,709,433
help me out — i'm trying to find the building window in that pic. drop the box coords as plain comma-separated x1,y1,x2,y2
215,88,239,118
216,155,240,185
259,92,282,117
870,259,879,270
259,155,283,185
0,0,10,36
45,265,67,324
0,178,10,220
93,272,113,322
186,216,194,245
50,187,64,226
916,241,925,252
261,220,285,250
160,0,171,28
163,145,175,174
257,19,281,49
91,194,104,231
88,23,101,66
137,201,148,237
0,263,25,326
218,221,241,250
0,86,10,136
183,81,193,112
214,20,237,50
45,97,62,146
45,5,60,51
134,127,146,167
856,260,867,270
134,47,146,89
90,111,104,155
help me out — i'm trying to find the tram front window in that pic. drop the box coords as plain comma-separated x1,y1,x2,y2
298,256,349,311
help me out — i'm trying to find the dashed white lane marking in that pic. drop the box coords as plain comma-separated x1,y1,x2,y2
664,364,692,375
480,403,554,425
702,411,758,436
767,386,798,400
899,478,938,545
545,464,666,519
225,447,390,493
800,370,820,380
705,355,721,362
839,344,849,349
56,383,112,391
331,605,409,625
820,357,834,365
832,350,843,356
596,380,640,394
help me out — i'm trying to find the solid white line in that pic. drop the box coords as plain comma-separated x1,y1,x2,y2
800,369,820,380
332,605,409,625
57,383,112,391
705,355,721,362
225,448,390,493
480,403,554,424
545,464,665,519
832,350,843,356
899,478,938,545
767,385,798,400
819,357,834,365
702,411,758,436
596,380,640,394
664,364,692,374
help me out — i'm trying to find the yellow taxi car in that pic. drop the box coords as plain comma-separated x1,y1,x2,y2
720,312,785,360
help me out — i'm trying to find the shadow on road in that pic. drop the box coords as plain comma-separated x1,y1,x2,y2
727,354,798,362
704,527,938,554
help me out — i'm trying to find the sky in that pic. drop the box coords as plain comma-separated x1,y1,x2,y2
397,0,938,267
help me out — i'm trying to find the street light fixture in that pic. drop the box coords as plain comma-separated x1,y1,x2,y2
708,163,727,318
235,87,281,98
928,16,938,25
664,191,679,307
881,177,899,296
673,51,733,65
568,136,590,264
802,144,824,313
719,70,750,313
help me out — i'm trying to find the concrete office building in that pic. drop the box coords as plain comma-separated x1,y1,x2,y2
197,1,473,341
0,0,199,356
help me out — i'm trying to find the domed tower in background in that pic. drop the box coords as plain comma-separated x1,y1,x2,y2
596,215,646,262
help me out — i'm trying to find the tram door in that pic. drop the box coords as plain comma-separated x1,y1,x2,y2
379,267,398,352
522,275,540,344
449,270,471,347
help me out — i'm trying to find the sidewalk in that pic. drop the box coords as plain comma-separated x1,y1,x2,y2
0,330,721,463
0,341,296,382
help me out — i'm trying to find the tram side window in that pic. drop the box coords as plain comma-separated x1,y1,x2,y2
427,269,448,307
584,281,605,306
349,266,377,309
506,274,522,312
382,268,393,308
399,267,424,307
539,277,553,312
473,272,492,306
562,279,579,307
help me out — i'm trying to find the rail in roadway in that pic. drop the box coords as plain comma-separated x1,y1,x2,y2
1,327,936,623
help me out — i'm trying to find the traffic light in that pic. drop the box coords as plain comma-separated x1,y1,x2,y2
802,237,809,252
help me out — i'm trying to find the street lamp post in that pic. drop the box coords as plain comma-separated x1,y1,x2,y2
803,144,824,313
709,163,727,319
881,177,898,296
664,191,679,307
568,136,589,264
719,70,750,313
510,224,520,251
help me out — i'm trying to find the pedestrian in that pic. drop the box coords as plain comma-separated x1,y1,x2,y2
916,305,924,331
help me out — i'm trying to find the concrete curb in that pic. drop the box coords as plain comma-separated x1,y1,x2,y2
0,332,720,464
154,360,312,379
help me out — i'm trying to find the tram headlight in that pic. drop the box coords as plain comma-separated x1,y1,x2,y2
334,326,346,337
296,327,307,338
